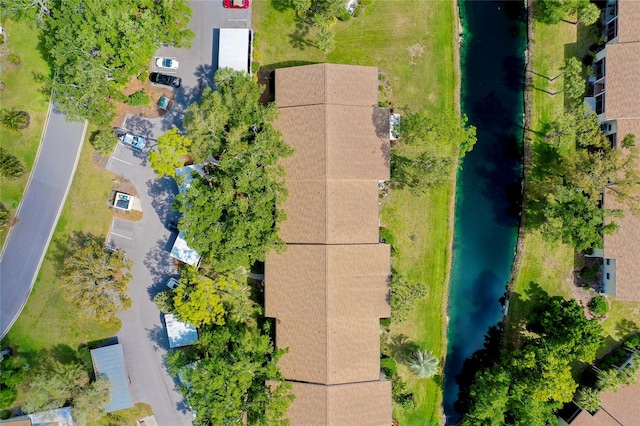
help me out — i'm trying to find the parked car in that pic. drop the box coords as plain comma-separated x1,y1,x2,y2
114,128,146,150
149,72,182,88
155,57,179,70
166,277,179,289
223,0,250,8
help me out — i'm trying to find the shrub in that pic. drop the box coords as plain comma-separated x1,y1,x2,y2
336,7,351,21
0,147,25,179
0,109,30,130
90,130,117,155
352,5,363,17
251,61,261,75
0,204,9,228
601,347,627,369
126,90,150,106
380,317,391,327
575,387,600,413
380,357,397,378
138,70,149,83
589,295,609,316
0,34,5,45
623,334,640,350
253,49,261,62
7,54,20,64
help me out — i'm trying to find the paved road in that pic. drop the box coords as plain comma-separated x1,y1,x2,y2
0,104,87,339
108,2,252,425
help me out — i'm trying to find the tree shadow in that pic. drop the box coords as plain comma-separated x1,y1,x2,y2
270,0,291,12
288,21,312,51
386,334,419,364
143,238,178,298
146,175,178,224
616,319,640,341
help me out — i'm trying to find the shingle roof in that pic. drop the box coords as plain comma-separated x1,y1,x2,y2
90,344,134,413
617,0,640,43
275,105,390,181
604,42,640,120
275,63,379,108
283,381,392,426
265,244,390,384
279,180,381,244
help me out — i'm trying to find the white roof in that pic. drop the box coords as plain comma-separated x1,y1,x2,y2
218,28,250,73
170,231,201,266
29,407,74,426
165,314,198,348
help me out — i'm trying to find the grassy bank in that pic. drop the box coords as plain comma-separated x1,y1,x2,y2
4,130,117,407
253,1,457,423
0,19,52,248
510,16,640,348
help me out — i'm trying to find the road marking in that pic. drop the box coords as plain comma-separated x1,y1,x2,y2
110,231,133,240
110,156,133,165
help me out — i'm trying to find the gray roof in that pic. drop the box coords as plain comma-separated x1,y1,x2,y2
90,344,134,413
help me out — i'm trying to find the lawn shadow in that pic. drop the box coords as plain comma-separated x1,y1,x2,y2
616,318,640,340
288,21,313,51
385,333,420,364
270,0,291,12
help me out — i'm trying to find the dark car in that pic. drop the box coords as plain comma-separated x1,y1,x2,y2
223,0,250,8
149,72,181,88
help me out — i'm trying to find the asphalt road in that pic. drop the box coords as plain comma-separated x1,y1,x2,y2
107,2,251,425
0,104,86,339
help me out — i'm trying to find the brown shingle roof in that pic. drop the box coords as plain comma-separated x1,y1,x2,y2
279,180,381,244
275,63,379,108
617,0,640,43
283,381,392,426
275,105,390,181
265,244,391,384
604,42,640,120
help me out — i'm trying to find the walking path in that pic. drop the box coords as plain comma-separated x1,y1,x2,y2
0,104,87,339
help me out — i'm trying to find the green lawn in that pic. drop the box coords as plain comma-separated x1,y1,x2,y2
253,1,458,423
0,19,52,248
98,403,154,426
510,18,640,350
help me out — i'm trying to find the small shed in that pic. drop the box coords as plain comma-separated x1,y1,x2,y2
90,344,134,413
165,314,198,348
29,407,75,426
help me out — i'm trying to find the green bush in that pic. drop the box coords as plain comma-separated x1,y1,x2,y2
0,204,10,228
336,7,351,21
589,295,609,316
138,70,149,83
352,5,363,17
380,317,391,327
251,61,261,75
0,109,30,130
90,130,117,155
7,54,20,64
381,357,397,378
126,90,150,106
0,147,25,179
623,334,640,350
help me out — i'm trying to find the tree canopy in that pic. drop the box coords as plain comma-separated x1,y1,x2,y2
175,71,292,270
59,233,133,326
537,0,600,25
24,0,193,124
462,287,603,424
172,268,242,328
167,321,293,425
149,128,192,178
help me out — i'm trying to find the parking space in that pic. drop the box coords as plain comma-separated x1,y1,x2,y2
106,218,136,254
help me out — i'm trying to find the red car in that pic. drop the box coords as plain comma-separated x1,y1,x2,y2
223,0,250,8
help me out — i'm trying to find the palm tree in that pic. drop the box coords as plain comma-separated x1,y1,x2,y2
597,368,621,391
408,349,439,378
574,387,600,413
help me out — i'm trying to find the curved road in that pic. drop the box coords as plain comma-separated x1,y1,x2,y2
0,104,87,339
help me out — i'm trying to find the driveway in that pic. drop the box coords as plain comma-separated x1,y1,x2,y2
109,2,251,424
0,104,87,339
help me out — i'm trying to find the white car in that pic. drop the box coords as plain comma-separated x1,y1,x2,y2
155,57,179,70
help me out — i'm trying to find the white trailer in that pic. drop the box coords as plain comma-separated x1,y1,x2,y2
217,28,251,74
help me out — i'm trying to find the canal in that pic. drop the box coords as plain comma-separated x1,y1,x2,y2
443,0,526,423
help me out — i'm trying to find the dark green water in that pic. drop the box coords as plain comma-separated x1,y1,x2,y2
444,0,526,423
